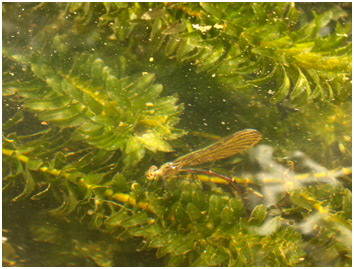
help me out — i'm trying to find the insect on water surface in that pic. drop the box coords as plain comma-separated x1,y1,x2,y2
146,129,261,188
146,129,262,215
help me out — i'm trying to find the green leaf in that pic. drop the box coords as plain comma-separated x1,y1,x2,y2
105,211,130,226
256,216,281,236
166,254,185,267
128,73,155,96
210,246,230,266
38,103,84,122
91,58,105,85
221,207,236,225
123,136,145,166
176,39,197,62
131,83,163,107
247,66,277,86
229,197,244,217
196,45,225,73
11,169,36,201
26,97,71,111
290,191,317,210
49,185,79,215
306,68,325,99
106,75,129,108
157,233,185,256
88,131,126,151
88,212,105,230
54,152,66,169
173,201,190,225
120,212,149,227
285,3,298,28
249,204,267,224
128,222,163,238
271,65,290,103
165,36,181,56
82,173,105,185
200,2,224,19
149,230,175,249
192,190,206,209
172,236,196,256
137,132,174,153
83,93,103,115
26,159,43,170
2,111,24,129
192,244,217,266
290,67,311,100
208,195,225,222
186,202,203,222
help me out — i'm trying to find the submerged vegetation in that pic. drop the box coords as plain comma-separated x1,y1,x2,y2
3,3,351,266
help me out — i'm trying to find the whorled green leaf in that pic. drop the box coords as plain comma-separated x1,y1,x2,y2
172,200,191,225
38,103,85,122
248,204,267,224
2,110,24,129
5,49,185,167
83,93,103,115
271,65,291,103
90,58,105,85
289,191,318,210
341,188,352,219
200,2,224,19
220,206,236,225
119,212,150,228
136,132,173,153
26,159,43,171
228,197,245,217
149,230,176,249
196,44,225,73
256,216,282,236
49,184,79,216
11,169,36,202
209,246,230,266
186,202,203,223
290,67,311,100
131,83,163,108
191,190,206,210
176,39,198,62
82,173,105,185
105,210,130,226
87,212,105,231
123,136,146,166
208,195,226,223
172,235,196,256
306,68,325,99
157,233,185,257
106,74,129,108
192,244,218,266
25,97,71,111
247,65,277,86
166,254,185,267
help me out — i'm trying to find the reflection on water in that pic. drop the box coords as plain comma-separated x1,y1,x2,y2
250,145,342,207
248,144,351,255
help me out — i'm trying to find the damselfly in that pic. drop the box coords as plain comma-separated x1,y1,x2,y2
146,129,262,200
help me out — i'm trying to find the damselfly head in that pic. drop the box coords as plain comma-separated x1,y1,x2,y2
146,162,177,180
146,165,159,180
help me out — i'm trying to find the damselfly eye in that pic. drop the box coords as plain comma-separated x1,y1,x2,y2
146,165,158,180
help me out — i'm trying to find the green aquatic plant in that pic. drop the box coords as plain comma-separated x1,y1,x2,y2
3,2,351,266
